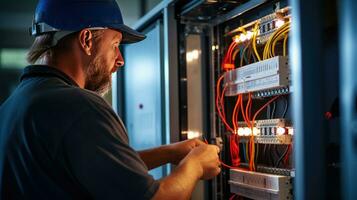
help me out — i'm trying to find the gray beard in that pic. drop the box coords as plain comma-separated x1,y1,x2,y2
84,56,112,96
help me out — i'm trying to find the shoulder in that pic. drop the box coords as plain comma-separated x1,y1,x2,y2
30,85,112,115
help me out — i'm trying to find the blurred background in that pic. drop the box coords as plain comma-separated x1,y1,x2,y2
0,0,162,105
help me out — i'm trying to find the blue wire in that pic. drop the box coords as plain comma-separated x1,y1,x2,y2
242,142,247,163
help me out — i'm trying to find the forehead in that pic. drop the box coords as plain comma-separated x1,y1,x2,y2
101,29,122,41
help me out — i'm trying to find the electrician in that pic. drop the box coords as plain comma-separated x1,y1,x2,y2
0,0,221,199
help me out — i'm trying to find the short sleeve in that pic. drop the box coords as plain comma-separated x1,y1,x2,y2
62,103,159,200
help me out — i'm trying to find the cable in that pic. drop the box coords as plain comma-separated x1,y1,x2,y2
275,145,290,168
229,194,237,200
252,22,261,61
263,144,267,165
267,104,271,119
240,40,251,67
232,95,242,131
229,134,240,167
242,142,247,163
268,144,274,166
263,21,290,59
203,138,243,170
282,96,289,118
215,75,234,133
271,101,276,119
283,144,292,167
271,25,290,57
240,94,251,127
255,143,259,165
283,33,288,56
249,95,281,171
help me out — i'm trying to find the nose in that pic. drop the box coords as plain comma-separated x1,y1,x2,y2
115,47,124,67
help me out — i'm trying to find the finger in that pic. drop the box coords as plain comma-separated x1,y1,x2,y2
194,138,206,146
215,146,220,154
216,166,222,175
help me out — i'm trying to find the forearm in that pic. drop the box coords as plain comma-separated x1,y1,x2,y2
151,159,202,200
138,145,173,170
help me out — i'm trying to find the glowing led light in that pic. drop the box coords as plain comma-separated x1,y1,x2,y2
246,31,254,40
277,127,286,135
234,36,240,43
253,127,260,136
186,49,200,62
192,50,199,59
212,45,216,51
243,127,251,136
239,33,247,42
288,128,294,135
186,131,201,139
275,19,285,28
238,128,245,136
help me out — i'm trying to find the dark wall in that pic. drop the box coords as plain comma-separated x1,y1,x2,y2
0,68,22,105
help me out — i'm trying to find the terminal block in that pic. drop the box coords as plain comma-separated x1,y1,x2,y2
229,169,292,200
223,56,290,96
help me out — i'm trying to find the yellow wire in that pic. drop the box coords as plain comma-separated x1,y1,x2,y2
283,32,289,56
272,28,290,56
240,41,251,67
252,22,261,61
263,22,290,59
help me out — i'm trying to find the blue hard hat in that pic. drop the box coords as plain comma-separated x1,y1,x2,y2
30,0,146,44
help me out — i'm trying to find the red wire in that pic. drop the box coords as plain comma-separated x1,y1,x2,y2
215,75,234,133
229,134,240,166
284,144,292,166
203,138,243,170
249,95,281,171
232,95,242,131
229,194,237,200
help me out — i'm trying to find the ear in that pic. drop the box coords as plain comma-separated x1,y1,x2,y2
78,29,93,56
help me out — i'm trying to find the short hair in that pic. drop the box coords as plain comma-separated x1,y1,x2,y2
27,30,104,64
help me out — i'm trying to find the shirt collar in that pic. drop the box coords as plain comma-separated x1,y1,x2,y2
20,65,79,87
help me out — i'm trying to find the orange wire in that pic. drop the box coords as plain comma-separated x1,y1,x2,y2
232,95,242,131
249,95,281,171
239,94,248,125
215,75,234,133
245,93,252,127
203,138,243,170
252,95,281,123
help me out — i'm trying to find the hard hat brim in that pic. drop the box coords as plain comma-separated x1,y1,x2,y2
112,24,146,44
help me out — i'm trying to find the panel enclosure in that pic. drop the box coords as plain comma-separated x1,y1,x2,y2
123,22,165,179
177,1,295,199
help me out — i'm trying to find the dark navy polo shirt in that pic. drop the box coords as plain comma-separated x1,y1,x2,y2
0,65,159,199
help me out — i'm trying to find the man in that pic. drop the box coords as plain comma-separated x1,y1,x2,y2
0,0,221,199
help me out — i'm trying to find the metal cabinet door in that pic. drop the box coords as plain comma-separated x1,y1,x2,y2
123,21,165,179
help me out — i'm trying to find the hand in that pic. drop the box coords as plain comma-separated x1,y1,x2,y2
168,138,206,165
181,144,221,180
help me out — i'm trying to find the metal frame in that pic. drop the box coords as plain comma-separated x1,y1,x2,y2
211,0,268,26
339,0,357,199
163,5,180,144
290,0,327,199
112,0,180,146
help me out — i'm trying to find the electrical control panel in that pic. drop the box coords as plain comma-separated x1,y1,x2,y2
178,0,295,199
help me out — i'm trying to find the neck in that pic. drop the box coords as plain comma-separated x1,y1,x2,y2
39,53,87,88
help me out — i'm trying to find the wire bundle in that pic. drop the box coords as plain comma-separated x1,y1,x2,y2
263,20,291,59
215,19,291,171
